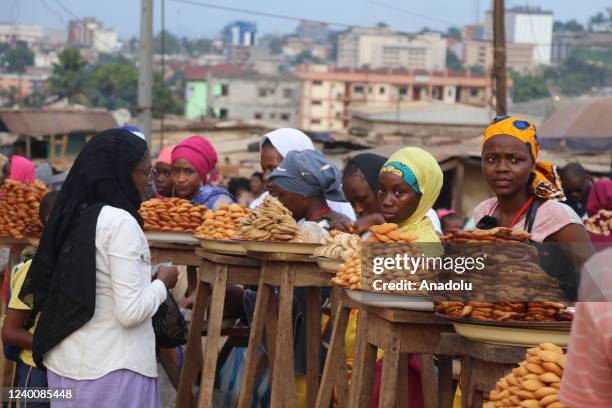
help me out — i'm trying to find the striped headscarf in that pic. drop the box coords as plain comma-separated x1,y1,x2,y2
484,115,565,201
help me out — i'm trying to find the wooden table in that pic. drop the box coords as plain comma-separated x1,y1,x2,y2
237,252,334,408
176,248,261,408
349,305,456,408
146,239,200,390
438,333,528,408
315,286,361,408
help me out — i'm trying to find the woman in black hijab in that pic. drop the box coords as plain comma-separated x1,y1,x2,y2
20,128,179,407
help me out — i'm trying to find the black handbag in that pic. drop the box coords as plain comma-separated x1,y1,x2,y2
152,290,188,348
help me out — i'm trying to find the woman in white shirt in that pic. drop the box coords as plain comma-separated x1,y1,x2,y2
19,128,179,407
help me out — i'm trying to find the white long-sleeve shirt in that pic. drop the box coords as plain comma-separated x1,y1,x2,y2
44,206,167,380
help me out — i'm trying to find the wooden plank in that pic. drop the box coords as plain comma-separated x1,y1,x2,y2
379,328,401,408
264,289,278,370
237,271,272,408
315,300,351,408
306,287,321,408
395,353,409,408
271,266,297,408
196,248,261,267
60,134,68,161
176,281,210,408
350,309,377,408
438,333,526,364
437,355,455,408
420,354,437,408
198,264,229,408
159,348,180,389
50,134,56,161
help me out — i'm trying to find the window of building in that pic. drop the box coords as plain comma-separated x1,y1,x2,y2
311,119,321,124
368,86,373,94
312,100,322,105
354,85,364,93
398,86,408,96
259,88,267,97
335,111,342,117
220,84,229,96
219,108,228,118
470,88,479,97
379,86,386,95
270,113,276,119
254,112,263,119
269,88,275,95
283,88,293,98
281,113,290,121
313,80,323,86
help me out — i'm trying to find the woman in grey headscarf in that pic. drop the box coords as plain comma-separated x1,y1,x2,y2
267,149,349,228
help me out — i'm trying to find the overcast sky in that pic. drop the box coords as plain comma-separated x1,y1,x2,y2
2,0,610,39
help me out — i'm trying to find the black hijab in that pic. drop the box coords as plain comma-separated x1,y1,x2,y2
19,129,148,367
344,153,388,194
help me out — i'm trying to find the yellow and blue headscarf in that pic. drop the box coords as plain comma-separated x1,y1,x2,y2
484,115,565,201
380,147,443,242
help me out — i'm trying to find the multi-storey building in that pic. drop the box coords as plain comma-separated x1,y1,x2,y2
337,27,447,71
296,64,495,131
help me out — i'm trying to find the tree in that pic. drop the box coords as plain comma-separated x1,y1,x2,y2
554,19,585,33
446,27,462,41
49,48,88,103
0,86,20,107
153,72,183,117
1,41,34,74
446,50,464,71
154,30,182,54
87,63,138,111
376,22,389,28
511,72,550,102
294,50,322,65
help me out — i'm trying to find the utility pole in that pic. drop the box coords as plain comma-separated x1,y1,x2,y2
493,0,507,115
138,0,153,144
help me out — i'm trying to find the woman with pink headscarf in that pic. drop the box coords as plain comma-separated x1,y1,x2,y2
171,136,232,208
154,145,176,197
5,155,36,183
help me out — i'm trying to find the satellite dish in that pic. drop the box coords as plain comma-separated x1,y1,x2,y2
112,108,132,126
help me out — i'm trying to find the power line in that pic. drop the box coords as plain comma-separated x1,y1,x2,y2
363,0,454,27
168,0,358,28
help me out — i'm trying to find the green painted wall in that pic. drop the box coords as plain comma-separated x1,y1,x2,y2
185,81,209,119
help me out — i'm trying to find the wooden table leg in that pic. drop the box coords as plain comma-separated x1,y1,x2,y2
237,272,272,408
159,348,180,389
395,354,409,408
176,280,210,408
271,267,297,408
198,264,229,408
379,329,401,408
264,290,278,371
306,287,321,408
460,356,472,408
437,355,454,408
350,311,377,408
420,354,437,408
315,301,350,408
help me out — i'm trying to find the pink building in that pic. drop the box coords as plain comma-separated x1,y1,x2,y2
296,64,497,131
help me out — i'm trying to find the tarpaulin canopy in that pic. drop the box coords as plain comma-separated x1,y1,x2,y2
539,97,612,151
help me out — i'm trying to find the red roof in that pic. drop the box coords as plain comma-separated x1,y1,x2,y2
184,64,245,81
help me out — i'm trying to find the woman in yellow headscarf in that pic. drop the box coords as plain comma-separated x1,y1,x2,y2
473,115,594,299
378,147,443,242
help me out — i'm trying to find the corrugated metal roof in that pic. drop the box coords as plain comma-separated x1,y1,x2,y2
353,104,496,126
0,108,117,136
352,103,541,127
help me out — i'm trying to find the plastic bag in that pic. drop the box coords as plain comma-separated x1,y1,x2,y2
152,290,188,348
